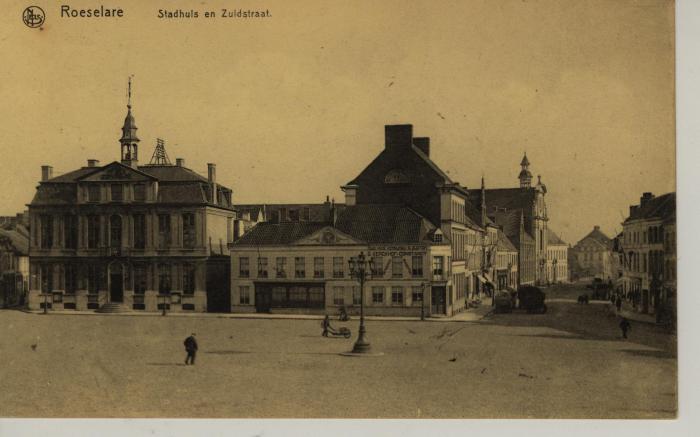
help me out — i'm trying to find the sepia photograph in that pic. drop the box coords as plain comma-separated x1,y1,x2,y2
0,0,696,434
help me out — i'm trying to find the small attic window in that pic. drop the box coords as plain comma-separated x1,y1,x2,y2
384,169,409,184
433,232,443,243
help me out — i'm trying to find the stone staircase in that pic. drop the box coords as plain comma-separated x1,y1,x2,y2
96,302,130,313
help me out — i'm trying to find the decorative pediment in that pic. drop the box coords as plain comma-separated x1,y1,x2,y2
295,226,365,246
78,162,155,182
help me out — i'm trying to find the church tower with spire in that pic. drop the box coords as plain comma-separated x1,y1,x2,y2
120,77,140,169
518,153,532,188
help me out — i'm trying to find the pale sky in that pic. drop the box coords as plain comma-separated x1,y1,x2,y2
0,0,675,243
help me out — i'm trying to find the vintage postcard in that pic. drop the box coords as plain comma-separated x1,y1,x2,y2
0,0,681,427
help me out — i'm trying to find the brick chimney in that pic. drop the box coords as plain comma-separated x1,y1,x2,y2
413,137,430,157
207,163,217,204
41,165,53,181
176,158,185,167
87,159,99,168
385,124,413,151
640,192,654,207
594,225,600,231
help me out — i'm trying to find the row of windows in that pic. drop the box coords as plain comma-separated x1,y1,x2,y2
38,213,197,250
238,255,437,279
626,250,667,277
546,248,567,260
34,263,196,294
237,285,425,306
625,225,669,247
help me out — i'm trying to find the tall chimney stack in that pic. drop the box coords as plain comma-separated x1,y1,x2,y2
207,163,217,204
385,124,413,151
413,137,430,157
640,192,654,207
41,165,53,181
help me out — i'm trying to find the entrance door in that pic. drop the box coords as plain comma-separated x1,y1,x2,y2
255,286,272,313
431,286,446,315
110,268,123,303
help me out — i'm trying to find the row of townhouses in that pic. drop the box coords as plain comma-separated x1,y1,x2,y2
9,95,571,316
617,192,676,316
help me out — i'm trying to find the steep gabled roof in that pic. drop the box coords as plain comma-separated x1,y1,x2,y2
546,228,567,246
234,222,328,246
467,187,536,213
45,162,219,185
335,204,437,244
138,165,210,183
626,192,675,223
577,227,612,248
234,205,440,246
46,167,97,183
345,144,456,187
0,227,29,255
490,209,521,240
31,161,234,209
496,229,518,253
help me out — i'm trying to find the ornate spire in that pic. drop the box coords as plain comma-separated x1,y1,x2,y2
520,152,530,167
518,152,532,188
120,76,140,168
120,76,139,144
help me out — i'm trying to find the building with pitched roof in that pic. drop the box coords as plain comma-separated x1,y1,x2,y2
619,192,675,315
229,204,451,316
26,93,236,313
467,153,549,285
493,228,519,290
571,226,614,281
233,200,346,240
340,125,490,315
0,222,29,307
545,228,568,283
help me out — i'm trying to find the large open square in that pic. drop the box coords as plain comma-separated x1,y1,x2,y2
0,295,676,418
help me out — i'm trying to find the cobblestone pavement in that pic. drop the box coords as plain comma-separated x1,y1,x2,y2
0,296,676,418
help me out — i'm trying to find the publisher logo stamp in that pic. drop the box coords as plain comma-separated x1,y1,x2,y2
23,6,45,28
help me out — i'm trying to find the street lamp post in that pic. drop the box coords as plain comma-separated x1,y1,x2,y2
348,252,372,353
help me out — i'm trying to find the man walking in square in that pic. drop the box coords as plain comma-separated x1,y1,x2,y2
619,318,631,339
184,333,198,365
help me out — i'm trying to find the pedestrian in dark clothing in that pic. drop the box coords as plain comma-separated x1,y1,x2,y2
619,318,631,339
184,333,198,365
321,315,330,337
615,295,622,312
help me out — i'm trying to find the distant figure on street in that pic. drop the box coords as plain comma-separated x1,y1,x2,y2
184,333,198,365
615,295,622,312
322,315,330,337
619,318,631,339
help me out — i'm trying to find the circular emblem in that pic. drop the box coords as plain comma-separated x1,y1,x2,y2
321,231,335,244
23,6,45,28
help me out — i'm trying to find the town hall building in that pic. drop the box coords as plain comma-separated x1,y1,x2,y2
27,93,237,313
